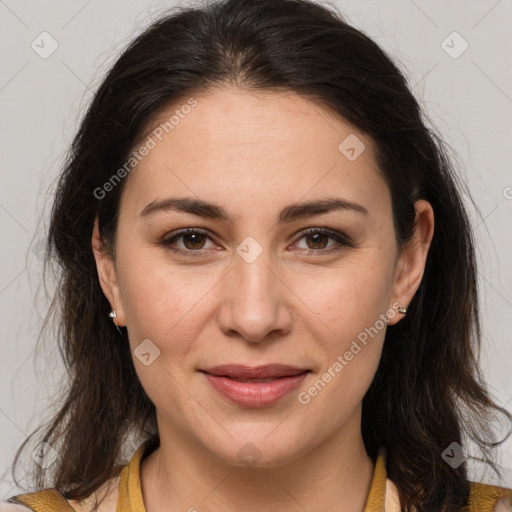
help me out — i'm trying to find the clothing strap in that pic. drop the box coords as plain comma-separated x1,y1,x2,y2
116,442,146,512
466,482,512,512
363,448,387,511
10,489,75,512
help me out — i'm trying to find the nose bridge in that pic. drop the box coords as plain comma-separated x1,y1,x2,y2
217,235,292,342
235,236,274,298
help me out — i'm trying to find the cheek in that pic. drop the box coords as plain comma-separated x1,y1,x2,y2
297,253,395,340
117,246,224,357
295,271,388,429
291,252,394,402
116,250,215,421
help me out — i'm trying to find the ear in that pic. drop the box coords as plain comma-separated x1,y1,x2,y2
387,199,434,326
91,216,126,327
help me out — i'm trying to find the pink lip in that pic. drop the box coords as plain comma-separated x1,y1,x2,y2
201,368,310,407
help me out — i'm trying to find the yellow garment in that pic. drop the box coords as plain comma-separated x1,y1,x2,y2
10,439,512,511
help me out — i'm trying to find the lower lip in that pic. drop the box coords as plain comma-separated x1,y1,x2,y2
202,372,309,407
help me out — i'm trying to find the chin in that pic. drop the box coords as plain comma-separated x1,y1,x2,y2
207,431,309,469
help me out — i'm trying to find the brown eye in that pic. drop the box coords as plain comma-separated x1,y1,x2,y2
294,228,352,254
161,228,217,255
160,227,353,257
304,232,331,250
181,232,207,250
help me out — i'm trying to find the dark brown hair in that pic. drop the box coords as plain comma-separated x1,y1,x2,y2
12,0,511,510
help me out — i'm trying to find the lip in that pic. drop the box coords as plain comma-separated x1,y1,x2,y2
201,364,309,379
200,365,310,407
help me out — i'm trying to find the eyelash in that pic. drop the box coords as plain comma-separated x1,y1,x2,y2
159,227,354,257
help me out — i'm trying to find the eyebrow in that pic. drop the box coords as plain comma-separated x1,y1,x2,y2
140,196,369,222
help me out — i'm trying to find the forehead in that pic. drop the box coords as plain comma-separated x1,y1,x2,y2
120,86,390,225
143,86,361,161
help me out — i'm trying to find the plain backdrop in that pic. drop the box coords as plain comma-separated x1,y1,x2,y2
1,0,511,499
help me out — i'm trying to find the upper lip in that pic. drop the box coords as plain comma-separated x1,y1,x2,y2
200,364,310,379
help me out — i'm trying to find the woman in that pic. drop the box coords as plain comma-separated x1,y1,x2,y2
2,0,511,510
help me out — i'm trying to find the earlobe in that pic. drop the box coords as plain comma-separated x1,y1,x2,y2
91,217,126,326
388,200,434,325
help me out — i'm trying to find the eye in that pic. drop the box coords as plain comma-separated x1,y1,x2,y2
160,228,218,255
160,227,353,256
293,228,353,255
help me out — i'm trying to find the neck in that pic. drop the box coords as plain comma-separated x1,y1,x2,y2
140,410,374,512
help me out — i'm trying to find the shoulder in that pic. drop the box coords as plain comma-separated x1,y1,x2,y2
0,493,95,512
384,478,511,511
0,492,110,512
1,476,120,512
0,490,76,512
469,481,512,511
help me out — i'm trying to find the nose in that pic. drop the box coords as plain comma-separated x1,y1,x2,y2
215,245,293,343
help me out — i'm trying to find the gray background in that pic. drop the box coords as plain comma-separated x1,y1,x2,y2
1,0,511,498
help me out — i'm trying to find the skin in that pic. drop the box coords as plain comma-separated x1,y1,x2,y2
90,85,434,512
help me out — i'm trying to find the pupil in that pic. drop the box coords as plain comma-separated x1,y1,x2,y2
182,233,328,251
184,233,205,249
309,233,326,249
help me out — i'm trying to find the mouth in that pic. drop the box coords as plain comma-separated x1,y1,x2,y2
199,364,311,380
199,365,311,407
221,376,302,382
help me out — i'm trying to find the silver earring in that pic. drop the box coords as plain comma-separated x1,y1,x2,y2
397,304,408,315
108,310,123,336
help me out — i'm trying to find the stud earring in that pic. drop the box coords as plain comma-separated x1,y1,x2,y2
108,309,123,336
397,304,408,315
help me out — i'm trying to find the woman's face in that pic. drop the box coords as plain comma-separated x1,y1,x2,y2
94,85,433,467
